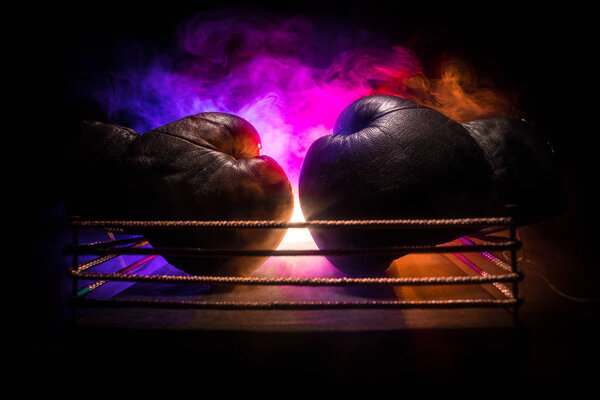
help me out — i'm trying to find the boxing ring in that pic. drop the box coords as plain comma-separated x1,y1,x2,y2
65,213,523,326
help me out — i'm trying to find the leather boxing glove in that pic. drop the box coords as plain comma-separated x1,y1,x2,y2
70,113,294,276
67,120,140,219
299,95,564,276
122,112,294,276
461,118,565,225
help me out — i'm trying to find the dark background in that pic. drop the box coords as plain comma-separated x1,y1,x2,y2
15,0,599,386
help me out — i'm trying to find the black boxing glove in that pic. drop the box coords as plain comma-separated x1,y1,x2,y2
70,113,294,276
461,118,565,225
67,120,140,219
122,112,294,276
299,95,564,276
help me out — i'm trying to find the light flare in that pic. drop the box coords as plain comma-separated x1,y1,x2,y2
278,195,317,249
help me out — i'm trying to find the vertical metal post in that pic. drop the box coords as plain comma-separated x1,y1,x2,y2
507,205,519,325
71,220,79,324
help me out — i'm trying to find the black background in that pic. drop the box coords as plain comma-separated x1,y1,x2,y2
14,0,599,387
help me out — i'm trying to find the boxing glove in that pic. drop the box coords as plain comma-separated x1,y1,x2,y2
299,95,564,276
70,113,294,276
67,120,140,219
461,117,565,225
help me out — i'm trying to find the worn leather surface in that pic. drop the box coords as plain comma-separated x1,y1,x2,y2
299,95,565,276
69,113,294,276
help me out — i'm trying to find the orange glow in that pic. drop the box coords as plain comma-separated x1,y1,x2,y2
373,58,520,122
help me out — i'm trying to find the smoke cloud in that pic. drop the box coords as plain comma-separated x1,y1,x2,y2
78,7,518,188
